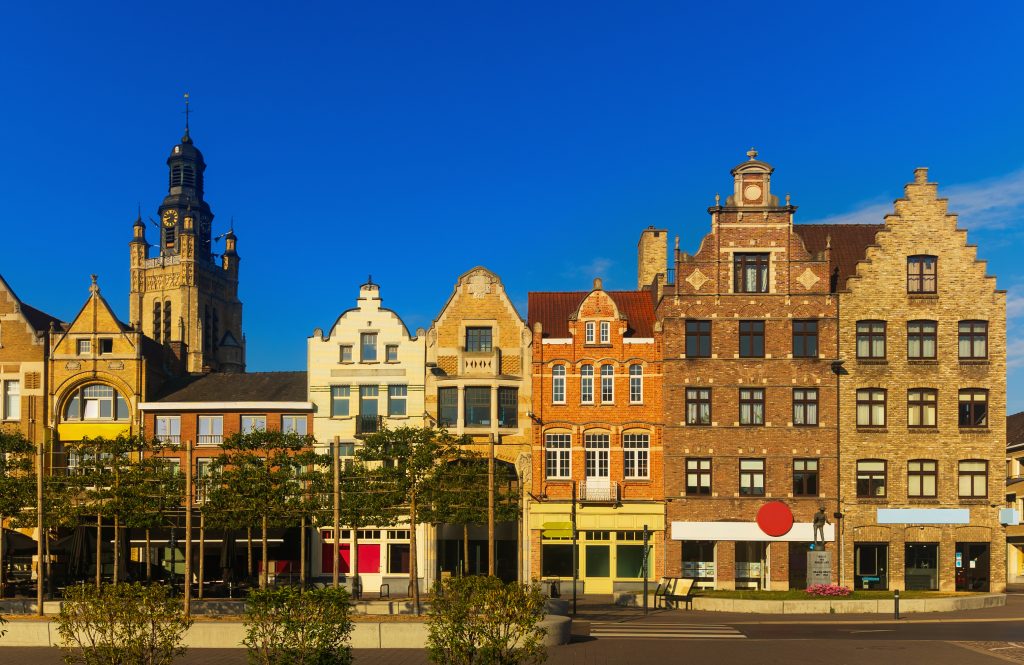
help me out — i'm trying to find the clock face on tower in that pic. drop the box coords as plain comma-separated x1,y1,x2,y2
162,209,179,227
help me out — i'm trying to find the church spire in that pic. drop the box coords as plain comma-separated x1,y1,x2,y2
158,94,213,259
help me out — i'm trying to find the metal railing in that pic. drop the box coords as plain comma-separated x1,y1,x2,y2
155,434,181,444
197,434,223,446
577,481,619,503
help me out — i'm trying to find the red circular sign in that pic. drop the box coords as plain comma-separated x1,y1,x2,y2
756,501,794,537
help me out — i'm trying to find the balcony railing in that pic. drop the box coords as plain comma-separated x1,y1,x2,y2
197,434,223,446
577,480,619,503
155,434,181,444
355,415,383,438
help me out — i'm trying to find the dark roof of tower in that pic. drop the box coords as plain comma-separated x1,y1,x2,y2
794,224,884,290
151,371,308,403
1009,412,1024,452
528,290,656,339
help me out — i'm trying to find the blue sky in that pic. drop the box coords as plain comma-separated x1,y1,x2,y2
3,2,1023,411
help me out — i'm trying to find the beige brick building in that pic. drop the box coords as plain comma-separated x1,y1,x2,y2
424,267,532,581
838,168,1006,592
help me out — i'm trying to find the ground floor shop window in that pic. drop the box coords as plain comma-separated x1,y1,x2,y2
541,543,575,577
854,543,888,590
735,542,766,589
388,544,410,574
905,543,938,590
585,544,611,578
682,541,715,588
956,542,990,592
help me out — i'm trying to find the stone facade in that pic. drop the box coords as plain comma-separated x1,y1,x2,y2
657,153,839,590
306,280,429,589
838,168,1007,593
528,280,664,593
424,267,532,581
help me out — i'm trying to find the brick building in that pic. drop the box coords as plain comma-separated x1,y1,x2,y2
656,152,840,590
837,168,1007,592
528,279,664,594
1006,412,1024,586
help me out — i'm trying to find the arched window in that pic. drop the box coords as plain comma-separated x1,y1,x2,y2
629,364,643,403
63,384,130,422
551,365,566,404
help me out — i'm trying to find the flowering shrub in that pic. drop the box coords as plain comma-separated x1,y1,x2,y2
806,584,852,597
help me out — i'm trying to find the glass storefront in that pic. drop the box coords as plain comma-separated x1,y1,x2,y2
905,543,938,590
681,541,715,588
541,530,654,593
735,542,766,589
955,542,990,592
854,543,888,590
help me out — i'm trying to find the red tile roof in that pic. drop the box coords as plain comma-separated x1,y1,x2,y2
528,290,656,339
794,224,884,290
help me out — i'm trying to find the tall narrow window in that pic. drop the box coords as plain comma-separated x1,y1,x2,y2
163,301,172,343
958,389,988,427
600,364,614,403
585,322,595,344
599,321,610,344
793,459,819,496
359,386,379,433
907,321,937,359
465,327,492,352
793,388,818,426
580,364,594,404
153,301,162,343
908,460,937,498
856,389,887,427
545,433,571,479
464,387,491,427
958,321,988,359
438,387,458,427
733,253,769,293
498,387,518,428
360,333,378,362
857,460,887,497
739,321,765,358
388,385,408,417
629,364,643,403
907,389,937,428
739,459,765,496
686,388,711,426
330,386,350,417
739,388,765,426
686,459,711,495
3,380,20,421
792,319,819,358
623,433,650,479
551,365,566,404
856,321,886,359
958,460,988,498
685,320,711,357
907,255,937,293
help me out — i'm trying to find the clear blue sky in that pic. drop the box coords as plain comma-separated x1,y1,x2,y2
3,2,1023,411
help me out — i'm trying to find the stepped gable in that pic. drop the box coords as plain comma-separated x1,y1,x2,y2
528,290,656,338
151,371,307,402
794,223,883,291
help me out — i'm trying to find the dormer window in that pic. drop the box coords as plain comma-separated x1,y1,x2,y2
599,321,610,344
734,253,769,293
907,255,937,293
585,322,595,344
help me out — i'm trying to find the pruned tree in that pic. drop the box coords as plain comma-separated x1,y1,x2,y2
0,430,35,598
113,445,183,582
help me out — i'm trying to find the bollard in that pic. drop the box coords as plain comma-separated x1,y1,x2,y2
894,589,900,620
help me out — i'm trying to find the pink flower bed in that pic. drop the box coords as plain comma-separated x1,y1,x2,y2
805,584,852,597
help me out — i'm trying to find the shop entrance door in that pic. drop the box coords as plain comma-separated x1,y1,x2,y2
736,542,766,589
788,543,809,589
854,543,888,590
956,543,990,591
584,543,612,594
905,543,938,590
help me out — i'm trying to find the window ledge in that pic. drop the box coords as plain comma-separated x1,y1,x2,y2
908,428,939,434
959,498,989,505
959,427,991,434
584,343,613,348
857,359,889,365
908,293,939,299
908,359,939,365
857,427,888,433
854,497,889,503
959,359,990,366
908,498,941,504
359,361,381,365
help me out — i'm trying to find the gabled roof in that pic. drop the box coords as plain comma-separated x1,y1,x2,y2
528,290,656,339
0,274,64,333
1009,412,1024,452
794,224,884,290
150,371,308,403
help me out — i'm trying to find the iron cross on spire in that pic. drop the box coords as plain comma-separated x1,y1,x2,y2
183,92,192,135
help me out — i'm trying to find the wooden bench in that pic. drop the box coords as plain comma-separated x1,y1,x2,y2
664,577,696,610
653,577,670,608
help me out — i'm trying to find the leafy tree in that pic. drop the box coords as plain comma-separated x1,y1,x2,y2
205,429,317,589
56,582,193,665
421,457,521,576
113,446,183,582
243,585,354,665
357,426,465,611
0,430,35,598
427,575,547,665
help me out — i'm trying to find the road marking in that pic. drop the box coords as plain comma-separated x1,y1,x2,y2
590,622,746,640
849,629,895,633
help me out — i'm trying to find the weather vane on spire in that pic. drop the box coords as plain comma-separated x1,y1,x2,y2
182,92,192,140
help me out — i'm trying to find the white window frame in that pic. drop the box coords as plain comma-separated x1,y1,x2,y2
552,365,566,404
600,364,614,403
629,364,643,404
339,345,353,363
580,365,594,404
197,415,223,445
600,321,610,344
282,414,307,435
388,385,408,417
623,432,650,479
3,379,20,421
241,415,267,433
545,433,571,479
155,415,181,444
360,332,378,362
585,322,595,344
331,386,350,417
77,339,91,355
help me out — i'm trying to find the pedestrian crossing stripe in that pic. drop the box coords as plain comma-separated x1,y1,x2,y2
589,622,746,640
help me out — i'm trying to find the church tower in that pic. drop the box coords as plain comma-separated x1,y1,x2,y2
129,100,245,374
